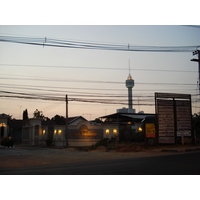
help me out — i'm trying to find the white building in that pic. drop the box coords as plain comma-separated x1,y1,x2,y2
22,116,119,147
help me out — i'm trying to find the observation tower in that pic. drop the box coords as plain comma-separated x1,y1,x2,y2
126,73,135,111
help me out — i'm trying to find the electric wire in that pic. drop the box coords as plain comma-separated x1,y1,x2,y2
1,34,199,113
0,63,196,73
0,82,196,94
0,76,197,86
0,35,198,52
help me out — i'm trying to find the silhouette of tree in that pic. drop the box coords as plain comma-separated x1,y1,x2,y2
193,113,200,141
51,115,66,125
33,109,50,121
23,109,28,120
94,118,103,123
33,109,44,119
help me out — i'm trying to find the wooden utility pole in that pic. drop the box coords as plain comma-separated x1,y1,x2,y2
66,95,69,147
191,49,200,93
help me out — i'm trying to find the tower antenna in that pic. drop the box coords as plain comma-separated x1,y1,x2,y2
128,59,131,75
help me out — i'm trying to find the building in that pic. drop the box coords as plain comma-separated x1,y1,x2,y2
0,113,23,144
100,112,155,143
0,112,119,147
100,112,155,131
0,113,10,139
21,116,119,147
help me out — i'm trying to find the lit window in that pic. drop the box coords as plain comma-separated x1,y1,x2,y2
0,123,6,127
43,130,46,134
54,130,57,134
113,129,117,134
58,130,62,134
105,129,110,134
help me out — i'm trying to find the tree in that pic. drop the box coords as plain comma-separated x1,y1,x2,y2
33,109,50,121
193,113,200,142
33,109,44,119
51,115,66,125
94,118,103,123
23,109,28,120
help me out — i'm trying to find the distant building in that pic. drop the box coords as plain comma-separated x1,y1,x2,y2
117,107,136,114
100,112,155,133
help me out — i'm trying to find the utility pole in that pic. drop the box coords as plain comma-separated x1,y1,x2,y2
65,95,69,147
191,49,200,93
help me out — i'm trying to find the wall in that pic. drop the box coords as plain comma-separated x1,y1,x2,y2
68,121,103,147
21,118,119,147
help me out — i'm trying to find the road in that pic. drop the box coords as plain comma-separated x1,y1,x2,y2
1,149,200,175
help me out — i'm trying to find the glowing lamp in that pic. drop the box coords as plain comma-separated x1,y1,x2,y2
138,127,143,132
113,129,117,134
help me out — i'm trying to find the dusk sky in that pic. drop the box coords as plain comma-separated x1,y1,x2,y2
1,1,200,196
0,25,200,120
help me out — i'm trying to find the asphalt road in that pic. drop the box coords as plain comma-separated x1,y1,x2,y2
1,151,200,175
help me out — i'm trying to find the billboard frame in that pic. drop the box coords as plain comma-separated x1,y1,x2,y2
155,92,193,144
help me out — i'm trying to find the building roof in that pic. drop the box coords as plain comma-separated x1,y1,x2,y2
120,114,155,119
68,116,87,124
100,112,155,119
0,113,11,118
100,112,155,123
141,116,157,123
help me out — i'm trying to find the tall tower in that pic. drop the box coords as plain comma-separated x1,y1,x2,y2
126,73,134,111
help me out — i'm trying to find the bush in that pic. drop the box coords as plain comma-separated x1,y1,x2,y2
45,137,54,146
1,137,14,148
94,138,110,147
93,137,118,149
119,127,145,143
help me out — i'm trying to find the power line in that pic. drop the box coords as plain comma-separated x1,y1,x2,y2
0,35,198,52
0,76,197,86
0,63,197,73
0,89,198,105
1,83,197,100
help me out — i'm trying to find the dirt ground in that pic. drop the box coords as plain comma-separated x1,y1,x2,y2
1,144,200,169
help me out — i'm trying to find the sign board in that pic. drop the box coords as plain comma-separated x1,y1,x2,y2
156,99,175,143
145,123,156,138
155,93,192,144
176,100,192,136
69,125,103,139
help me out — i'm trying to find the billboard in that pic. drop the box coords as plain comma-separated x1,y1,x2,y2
145,123,156,138
176,100,192,137
156,99,175,143
155,93,192,144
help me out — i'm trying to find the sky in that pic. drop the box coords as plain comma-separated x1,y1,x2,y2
0,25,200,120
1,1,200,197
